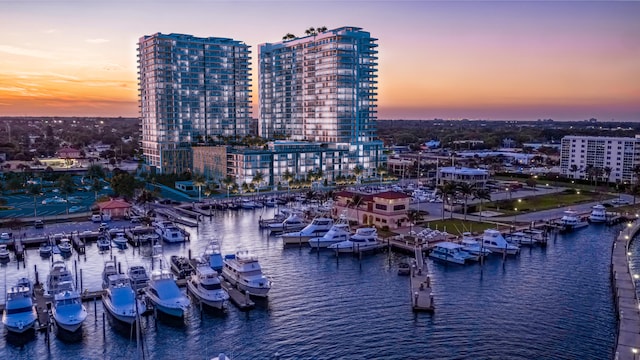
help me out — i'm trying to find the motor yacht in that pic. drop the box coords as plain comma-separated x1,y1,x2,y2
187,265,230,310
39,242,53,257
308,223,351,249
58,238,72,255
240,200,259,209
327,227,382,253
504,231,537,246
221,251,272,297
154,220,185,243
0,244,10,262
170,255,194,279
2,278,37,333
281,217,334,245
128,266,150,292
102,273,144,325
201,240,224,272
479,229,520,255
97,236,111,251
46,261,74,296
589,204,607,223
111,232,128,249
559,210,589,232
267,213,307,234
102,260,118,289
51,283,88,332
460,234,492,256
429,242,478,264
145,268,191,318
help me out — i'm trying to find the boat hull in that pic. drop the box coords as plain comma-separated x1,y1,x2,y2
429,253,467,264
3,313,37,334
308,239,343,249
222,273,270,298
281,234,318,245
187,281,228,310
102,297,137,325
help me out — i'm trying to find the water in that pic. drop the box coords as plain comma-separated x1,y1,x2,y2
0,209,618,359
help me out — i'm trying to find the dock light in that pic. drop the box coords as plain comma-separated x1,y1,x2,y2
629,222,633,227
633,348,637,360
577,191,580,195
626,236,630,240
635,274,640,280
628,251,632,256
546,183,549,186
518,199,522,203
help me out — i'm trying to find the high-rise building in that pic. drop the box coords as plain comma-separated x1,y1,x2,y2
258,26,384,177
138,33,251,174
560,135,640,183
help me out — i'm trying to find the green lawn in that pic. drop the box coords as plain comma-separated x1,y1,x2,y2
483,190,610,215
417,219,505,236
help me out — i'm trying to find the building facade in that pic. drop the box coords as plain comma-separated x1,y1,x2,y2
560,135,640,183
258,26,384,178
437,167,489,187
332,190,411,229
138,33,252,174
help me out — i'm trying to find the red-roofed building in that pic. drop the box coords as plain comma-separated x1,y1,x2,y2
332,190,411,229
57,147,82,159
98,199,132,219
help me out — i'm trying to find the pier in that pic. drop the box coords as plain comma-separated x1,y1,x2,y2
612,221,640,360
220,280,255,310
410,245,434,312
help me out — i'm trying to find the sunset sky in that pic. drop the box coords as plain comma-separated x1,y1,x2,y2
1,0,639,121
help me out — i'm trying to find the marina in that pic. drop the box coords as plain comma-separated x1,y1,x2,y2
0,206,624,358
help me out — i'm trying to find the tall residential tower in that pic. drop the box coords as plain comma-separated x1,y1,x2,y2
138,33,251,174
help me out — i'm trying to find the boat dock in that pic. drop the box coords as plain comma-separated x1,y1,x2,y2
220,280,255,310
410,245,434,313
154,208,199,227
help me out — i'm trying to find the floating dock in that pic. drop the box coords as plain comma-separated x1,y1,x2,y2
221,280,255,310
410,245,434,313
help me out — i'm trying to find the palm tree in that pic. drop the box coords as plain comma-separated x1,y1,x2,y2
305,27,316,36
87,164,105,180
569,164,579,179
406,209,423,236
437,182,458,220
584,164,594,186
317,26,328,33
90,178,102,200
136,189,157,216
221,175,236,199
603,166,612,185
353,165,364,184
349,194,363,225
377,164,388,185
473,188,492,221
282,33,296,41
633,164,640,205
251,171,265,196
56,174,75,215
28,184,42,219
193,174,206,202
457,183,475,221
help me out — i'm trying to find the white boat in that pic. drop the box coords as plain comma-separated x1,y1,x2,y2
211,354,232,360
460,234,492,256
308,223,351,249
327,227,382,253
0,232,11,242
2,278,37,333
201,240,224,272
145,268,190,318
58,238,72,254
102,273,144,325
102,260,118,289
187,265,230,310
97,236,111,251
0,244,10,262
154,220,186,243
240,200,259,209
39,242,53,257
559,210,589,232
221,251,272,297
267,213,307,234
589,204,607,223
504,231,538,246
479,229,520,255
46,261,74,296
264,198,276,207
111,232,128,249
281,217,334,245
51,285,88,332
128,266,150,292
429,242,478,264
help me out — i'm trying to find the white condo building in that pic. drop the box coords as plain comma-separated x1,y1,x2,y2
258,26,384,178
138,33,251,174
560,135,640,183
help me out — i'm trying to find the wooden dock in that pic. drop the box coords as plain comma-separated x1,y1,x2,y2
410,245,434,313
221,280,255,310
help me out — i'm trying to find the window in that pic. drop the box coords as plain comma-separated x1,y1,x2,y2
393,204,405,211
375,204,387,211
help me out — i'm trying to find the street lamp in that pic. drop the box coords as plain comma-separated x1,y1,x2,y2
513,207,518,225
632,348,637,360
227,185,231,201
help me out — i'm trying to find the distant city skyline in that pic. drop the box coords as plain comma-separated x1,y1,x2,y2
0,0,638,121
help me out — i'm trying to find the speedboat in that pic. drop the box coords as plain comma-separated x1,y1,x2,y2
145,268,191,318
504,232,537,246
267,213,307,234
429,242,478,264
170,255,194,279
221,251,272,297
479,229,520,255
327,227,382,253
154,220,186,243
111,232,128,249
240,200,259,209
0,244,10,262
47,261,74,296
460,235,492,256
102,273,144,325
308,223,351,249
589,204,607,223
281,217,334,245
201,240,224,272
2,278,37,333
97,236,111,251
39,242,53,257
58,238,72,255
559,210,589,232
397,262,411,276
128,266,150,292
187,265,230,310
102,260,118,289
51,283,88,332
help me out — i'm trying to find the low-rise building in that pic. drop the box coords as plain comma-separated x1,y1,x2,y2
437,166,489,187
332,190,411,230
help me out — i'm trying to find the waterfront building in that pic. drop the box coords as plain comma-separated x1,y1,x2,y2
560,135,640,183
332,190,410,229
138,33,252,174
437,166,489,187
258,26,384,178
